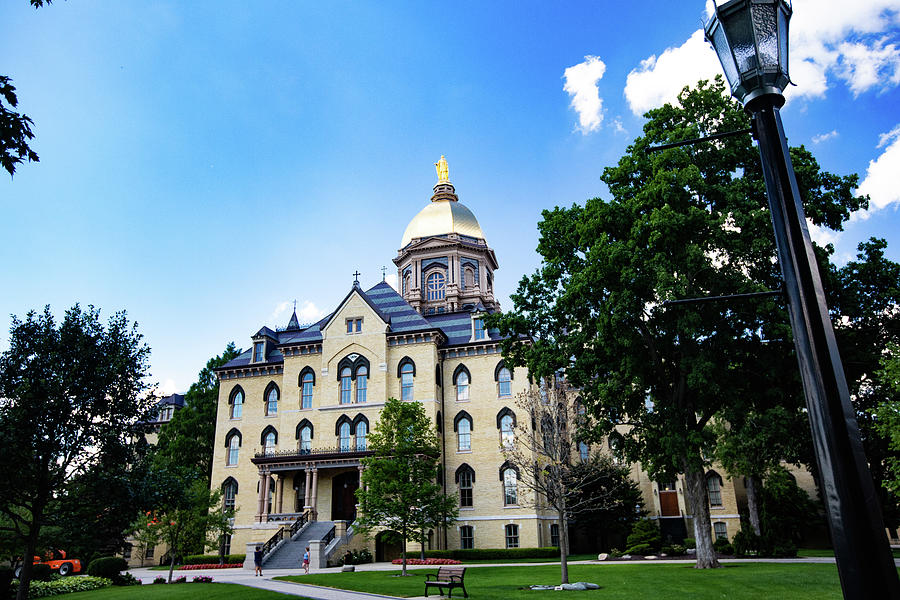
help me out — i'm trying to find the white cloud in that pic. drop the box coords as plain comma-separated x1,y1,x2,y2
806,219,841,246
624,1,900,113
157,378,178,396
563,55,607,133
624,29,724,115
812,130,839,144
385,272,399,291
296,300,326,324
855,124,900,218
268,300,291,323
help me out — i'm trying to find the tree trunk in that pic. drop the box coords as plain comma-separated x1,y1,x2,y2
420,524,426,560
746,475,762,536
558,507,570,585
16,529,38,600
683,463,721,569
168,553,176,583
401,531,407,576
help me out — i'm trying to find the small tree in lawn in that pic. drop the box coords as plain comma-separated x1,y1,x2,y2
127,512,161,567
502,378,631,584
355,398,457,576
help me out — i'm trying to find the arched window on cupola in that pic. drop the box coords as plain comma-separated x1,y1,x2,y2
426,271,446,300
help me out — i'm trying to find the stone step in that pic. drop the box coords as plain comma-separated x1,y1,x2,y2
263,521,336,569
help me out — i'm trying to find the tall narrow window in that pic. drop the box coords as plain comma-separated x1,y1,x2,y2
340,367,352,404
401,362,414,401
223,480,238,511
264,431,276,455
299,426,312,454
222,534,232,556
253,342,264,362
301,372,314,409
457,417,472,452
266,386,278,416
339,422,351,451
464,267,475,290
498,367,512,397
707,473,723,507
550,523,560,547
356,366,368,403
579,442,589,461
227,435,240,466
456,371,469,401
505,524,519,548
355,318,362,332
346,319,353,334
426,271,446,300
356,422,367,451
503,468,518,505
460,525,474,549
474,318,485,340
500,414,515,447
231,389,243,419
714,522,728,540
459,469,473,507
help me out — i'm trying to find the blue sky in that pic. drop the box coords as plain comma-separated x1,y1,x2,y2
2,1,898,394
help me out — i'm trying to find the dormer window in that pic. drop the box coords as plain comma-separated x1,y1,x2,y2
253,341,265,362
474,317,485,340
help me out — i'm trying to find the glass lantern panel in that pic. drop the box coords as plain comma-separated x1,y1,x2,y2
777,5,789,75
712,24,740,89
752,3,778,68
723,6,757,74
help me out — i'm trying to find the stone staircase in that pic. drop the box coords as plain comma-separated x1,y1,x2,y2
263,521,336,569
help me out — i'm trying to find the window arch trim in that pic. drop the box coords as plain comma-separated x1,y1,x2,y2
499,460,520,481
224,428,242,447
229,385,245,404
221,476,239,494
494,361,513,381
295,419,314,440
351,413,369,435
455,463,476,484
706,470,724,485
260,425,278,446
299,366,316,386
453,410,473,433
335,414,353,436
496,407,517,429
452,364,471,386
336,354,370,381
397,356,416,378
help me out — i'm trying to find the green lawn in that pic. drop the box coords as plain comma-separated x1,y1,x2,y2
278,563,856,599
49,583,302,599
456,553,598,564
798,548,900,558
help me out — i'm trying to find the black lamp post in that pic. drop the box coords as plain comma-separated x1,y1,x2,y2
705,1,900,598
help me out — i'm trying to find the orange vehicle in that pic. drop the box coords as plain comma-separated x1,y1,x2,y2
14,550,82,577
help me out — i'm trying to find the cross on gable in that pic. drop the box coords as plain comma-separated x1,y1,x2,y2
353,270,361,284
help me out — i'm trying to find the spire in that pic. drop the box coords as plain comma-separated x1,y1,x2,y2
286,300,300,331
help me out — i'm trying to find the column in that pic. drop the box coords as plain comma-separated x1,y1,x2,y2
275,474,284,514
357,465,365,516
256,472,266,522
304,468,312,511
262,472,272,521
310,468,319,521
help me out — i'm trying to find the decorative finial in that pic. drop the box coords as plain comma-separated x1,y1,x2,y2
293,299,297,311
381,266,387,281
434,155,449,183
353,270,361,286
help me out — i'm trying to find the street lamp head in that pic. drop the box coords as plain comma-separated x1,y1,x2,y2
705,0,792,108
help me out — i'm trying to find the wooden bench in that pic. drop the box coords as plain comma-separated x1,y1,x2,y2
424,566,468,598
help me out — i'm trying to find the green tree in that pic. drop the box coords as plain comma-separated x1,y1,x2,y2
489,78,865,569
870,345,900,495
568,455,644,553
126,512,160,568
0,305,152,600
355,398,457,575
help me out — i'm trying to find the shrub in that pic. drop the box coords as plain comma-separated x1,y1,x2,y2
608,548,623,559
660,545,686,556
391,558,461,565
111,572,142,586
153,577,167,584
423,547,559,561
31,564,53,582
182,554,246,565
26,576,112,598
717,543,735,555
684,537,696,549
732,529,798,558
192,576,214,583
713,538,732,553
173,576,187,584
625,520,661,553
86,557,128,579
624,543,652,556
354,549,373,564
178,564,243,570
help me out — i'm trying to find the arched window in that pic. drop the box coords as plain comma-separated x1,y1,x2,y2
456,464,475,507
707,472,724,507
404,274,411,295
225,429,241,466
298,425,312,454
340,367,352,404
300,368,315,409
265,383,279,416
453,365,470,402
339,422,351,451
497,408,516,447
464,267,475,289
262,426,277,455
501,462,518,506
230,387,244,419
356,421,368,451
455,412,472,451
579,441,589,461
495,362,512,397
426,271,445,300
356,366,368,404
222,478,238,511
399,358,415,401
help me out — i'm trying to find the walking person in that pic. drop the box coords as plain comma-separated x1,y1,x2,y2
302,546,310,574
254,545,264,577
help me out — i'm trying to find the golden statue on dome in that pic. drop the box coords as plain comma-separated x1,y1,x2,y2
434,155,449,183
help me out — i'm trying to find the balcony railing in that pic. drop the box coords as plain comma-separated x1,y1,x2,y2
253,446,373,461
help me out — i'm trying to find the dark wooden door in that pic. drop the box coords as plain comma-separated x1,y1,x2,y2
659,491,680,517
331,471,359,521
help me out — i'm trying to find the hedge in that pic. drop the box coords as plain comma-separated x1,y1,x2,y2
178,564,243,570
86,557,128,579
24,576,112,598
423,547,560,560
182,554,246,565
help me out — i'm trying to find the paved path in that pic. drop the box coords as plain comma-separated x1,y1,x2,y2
130,556,884,600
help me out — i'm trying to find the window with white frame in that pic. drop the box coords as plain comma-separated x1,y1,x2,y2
299,425,312,454
456,370,470,401
356,421,367,451
264,431,276,455
579,442,589,461
498,367,512,397
500,414,515,447
426,271,446,300
505,524,519,548
458,468,473,507
339,422,351,451
474,317,485,340
356,366,368,403
460,525,474,549
265,385,278,416
707,473,723,507
223,479,238,511
340,367,352,404
253,341,264,362
230,388,243,419
226,432,240,466
400,361,414,401
714,521,728,540
301,372,314,409
457,415,472,452
503,468,518,505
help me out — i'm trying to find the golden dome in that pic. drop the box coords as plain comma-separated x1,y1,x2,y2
400,198,485,247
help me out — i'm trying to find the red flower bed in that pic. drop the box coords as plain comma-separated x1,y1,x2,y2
391,558,462,565
178,563,243,570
